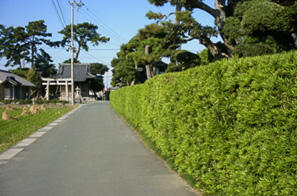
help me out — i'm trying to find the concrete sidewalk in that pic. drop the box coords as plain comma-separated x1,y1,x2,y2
0,102,200,196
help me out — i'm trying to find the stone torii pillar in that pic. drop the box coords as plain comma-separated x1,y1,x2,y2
45,80,50,101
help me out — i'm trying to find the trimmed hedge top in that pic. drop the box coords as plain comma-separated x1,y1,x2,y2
110,51,297,195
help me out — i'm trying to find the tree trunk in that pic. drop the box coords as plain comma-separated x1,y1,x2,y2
22,58,25,69
214,0,234,55
92,89,97,98
30,36,36,69
145,64,152,79
18,59,22,69
200,36,229,60
174,3,182,25
31,44,34,69
214,0,226,31
37,72,44,99
75,46,81,60
293,33,297,48
145,45,154,79
191,0,234,57
191,1,220,18
133,62,138,85
130,79,136,86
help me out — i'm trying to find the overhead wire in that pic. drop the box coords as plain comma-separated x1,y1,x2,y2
80,50,109,65
42,47,119,51
56,0,67,26
79,6,128,44
87,8,130,42
49,1,123,66
106,42,122,47
85,7,129,43
78,9,125,44
51,0,66,28
89,48,120,50
75,7,123,64
75,10,123,48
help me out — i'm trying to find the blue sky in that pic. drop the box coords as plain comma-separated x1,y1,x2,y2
0,0,218,86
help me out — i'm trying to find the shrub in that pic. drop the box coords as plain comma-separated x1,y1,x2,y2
110,50,297,195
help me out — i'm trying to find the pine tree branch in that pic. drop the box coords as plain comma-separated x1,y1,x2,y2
188,1,220,18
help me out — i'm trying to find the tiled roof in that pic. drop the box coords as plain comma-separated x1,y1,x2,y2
0,70,36,87
53,63,96,82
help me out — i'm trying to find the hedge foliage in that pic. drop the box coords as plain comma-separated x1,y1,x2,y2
110,51,297,195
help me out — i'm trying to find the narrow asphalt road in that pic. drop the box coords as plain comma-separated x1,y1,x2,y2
0,102,200,196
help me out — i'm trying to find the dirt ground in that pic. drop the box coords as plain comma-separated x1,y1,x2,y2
0,103,74,109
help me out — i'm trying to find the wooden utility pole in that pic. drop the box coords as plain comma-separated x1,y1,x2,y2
70,0,75,105
69,0,82,105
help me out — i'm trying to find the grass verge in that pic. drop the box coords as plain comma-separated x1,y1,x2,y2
0,105,75,153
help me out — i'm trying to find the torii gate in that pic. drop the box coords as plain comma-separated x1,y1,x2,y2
41,78,72,101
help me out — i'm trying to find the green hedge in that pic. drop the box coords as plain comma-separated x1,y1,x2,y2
110,51,297,195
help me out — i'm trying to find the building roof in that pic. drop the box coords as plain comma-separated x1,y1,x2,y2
52,63,96,82
0,70,36,87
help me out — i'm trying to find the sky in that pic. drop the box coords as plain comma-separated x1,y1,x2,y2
0,0,218,87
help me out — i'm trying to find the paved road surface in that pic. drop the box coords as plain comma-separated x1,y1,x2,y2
0,102,200,196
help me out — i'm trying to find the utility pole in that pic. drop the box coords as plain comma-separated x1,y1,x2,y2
69,0,82,105
70,0,74,105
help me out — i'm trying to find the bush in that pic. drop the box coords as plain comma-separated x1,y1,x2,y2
110,50,297,195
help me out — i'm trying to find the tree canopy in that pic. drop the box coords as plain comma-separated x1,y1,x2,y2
0,25,28,68
1,1,297,89
59,22,110,61
0,20,59,69
111,23,170,86
147,0,297,58
224,0,297,56
110,0,296,87
89,63,109,95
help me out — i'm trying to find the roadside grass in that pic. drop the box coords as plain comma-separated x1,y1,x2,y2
0,105,75,153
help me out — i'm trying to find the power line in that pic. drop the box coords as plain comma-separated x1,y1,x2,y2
84,7,128,43
78,9,124,44
42,47,119,51
86,7,130,42
89,48,119,51
80,51,109,65
51,0,66,28
106,42,122,47
56,0,67,26
79,6,128,44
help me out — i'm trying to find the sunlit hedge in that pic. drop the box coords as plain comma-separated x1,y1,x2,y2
110,51,297,195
